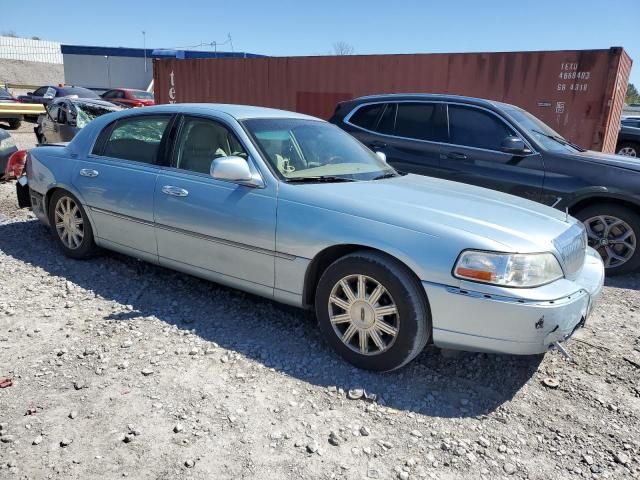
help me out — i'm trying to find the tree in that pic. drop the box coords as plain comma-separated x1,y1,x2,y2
1,31,17,38
626,83,640,105
332,41,354,56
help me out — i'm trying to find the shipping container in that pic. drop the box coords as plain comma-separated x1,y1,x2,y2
153,47,631,152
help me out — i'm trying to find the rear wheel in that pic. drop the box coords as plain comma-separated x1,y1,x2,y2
575,203,640,275
315,251,431,371
48,190,97,259
616,142,639,157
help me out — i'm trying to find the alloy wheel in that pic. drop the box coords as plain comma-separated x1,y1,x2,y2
584,215,636,268
617,146,637,157
54,196,84,250
328,274,399,356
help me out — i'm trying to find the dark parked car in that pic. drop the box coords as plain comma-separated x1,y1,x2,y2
0,87,22,129
617,118,640,157
331,94,640,275
35,97,121,144
101,88,155,108
18,85,100,106
0,129,18,180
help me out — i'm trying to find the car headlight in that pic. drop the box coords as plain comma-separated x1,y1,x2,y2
0,136,16,151
453,250,563,287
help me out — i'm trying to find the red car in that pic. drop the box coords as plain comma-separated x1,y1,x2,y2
100,88,155,108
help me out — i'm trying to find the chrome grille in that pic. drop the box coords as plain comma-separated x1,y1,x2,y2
553,223,587,278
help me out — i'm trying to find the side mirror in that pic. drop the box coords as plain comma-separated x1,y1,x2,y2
211,156,259,186
501,136,529,154
375,151,387,163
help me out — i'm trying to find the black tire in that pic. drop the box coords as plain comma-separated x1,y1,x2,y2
7,119,21,130
48,190,98,259
616,142,639,157
575,203,640,275
315,250,431,371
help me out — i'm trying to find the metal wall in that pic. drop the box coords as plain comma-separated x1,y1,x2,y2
63,54,153,90
0,36,62,64
153,48,632,152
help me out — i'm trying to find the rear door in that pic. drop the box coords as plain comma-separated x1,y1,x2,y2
439,104,545,202
72,114,173,262
344,102,448,177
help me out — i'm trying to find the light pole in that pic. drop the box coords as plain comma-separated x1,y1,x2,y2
142,31,147,73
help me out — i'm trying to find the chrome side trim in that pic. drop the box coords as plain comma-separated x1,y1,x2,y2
343,100,538,156
89,206,155,227
89,206,296,260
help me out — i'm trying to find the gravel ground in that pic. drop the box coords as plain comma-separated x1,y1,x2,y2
0,130,639,479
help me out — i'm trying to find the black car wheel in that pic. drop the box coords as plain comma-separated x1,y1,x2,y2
315,250,431,371
8,119,21,130
576,203,640,275
617,142,639,157
48,190,98,259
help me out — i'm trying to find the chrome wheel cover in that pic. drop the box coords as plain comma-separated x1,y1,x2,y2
328,274,399,356
584,215,636,268
617,146,637,157
54,196,84,250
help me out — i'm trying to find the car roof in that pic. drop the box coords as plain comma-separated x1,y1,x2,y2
112,103,319,121
351,93,513,110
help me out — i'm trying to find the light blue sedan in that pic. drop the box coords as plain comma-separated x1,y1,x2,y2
22,104,604,371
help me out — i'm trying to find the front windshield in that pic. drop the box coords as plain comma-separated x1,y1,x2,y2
503,106,583,153
242,118,396,181
74,102,119,128
62,87,100,99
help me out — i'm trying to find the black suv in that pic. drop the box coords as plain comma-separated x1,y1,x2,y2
330,94,640,275
617,118,640,157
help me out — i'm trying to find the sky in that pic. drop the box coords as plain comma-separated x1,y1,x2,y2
2,0,638,86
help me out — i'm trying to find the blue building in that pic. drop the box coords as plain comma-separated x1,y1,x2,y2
61,45,263,91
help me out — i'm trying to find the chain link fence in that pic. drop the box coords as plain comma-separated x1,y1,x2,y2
0,36,62,64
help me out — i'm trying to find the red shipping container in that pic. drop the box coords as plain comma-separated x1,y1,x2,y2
153,47,632,153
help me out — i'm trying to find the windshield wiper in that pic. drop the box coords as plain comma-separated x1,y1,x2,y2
532,129,585,152
370,172,400,181
285,176,358,183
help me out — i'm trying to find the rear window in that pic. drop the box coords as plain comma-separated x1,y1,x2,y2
61,87,100,99
348,104,383,130
0,88,12,100
97,115,170,164
131,90,154,100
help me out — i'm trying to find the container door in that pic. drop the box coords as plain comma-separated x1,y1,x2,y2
439,104,544,202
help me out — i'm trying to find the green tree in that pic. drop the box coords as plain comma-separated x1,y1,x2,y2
626,83,640,104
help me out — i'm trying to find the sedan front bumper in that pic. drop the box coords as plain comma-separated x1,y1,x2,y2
424,248,605,355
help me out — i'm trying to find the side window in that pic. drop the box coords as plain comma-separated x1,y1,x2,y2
448,105,515,151
47,104,60,122
33,87,48,97
100,115,170,164
175,117,247,174
349,104,383,130
376,103,396,135
394,103,446,142
102,90,115,99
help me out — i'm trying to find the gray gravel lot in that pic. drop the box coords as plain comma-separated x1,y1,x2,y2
0,125,639,479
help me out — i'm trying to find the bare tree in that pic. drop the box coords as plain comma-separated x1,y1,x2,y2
332,41,354,56
1,31,18,38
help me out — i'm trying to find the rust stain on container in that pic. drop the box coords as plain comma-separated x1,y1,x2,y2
154,47,631,152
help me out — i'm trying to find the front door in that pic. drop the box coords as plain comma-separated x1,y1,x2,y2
438,104,545,202
154,115,277,297
72,114,173,262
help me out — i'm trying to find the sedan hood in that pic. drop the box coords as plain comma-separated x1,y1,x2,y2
281,174,576,252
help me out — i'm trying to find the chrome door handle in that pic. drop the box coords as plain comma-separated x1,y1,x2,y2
79,169,99,177
161,185,189,197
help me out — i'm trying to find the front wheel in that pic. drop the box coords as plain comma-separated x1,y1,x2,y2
576,203,640,275
48,190,98,259
8,119,21,130
315,251,431,371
